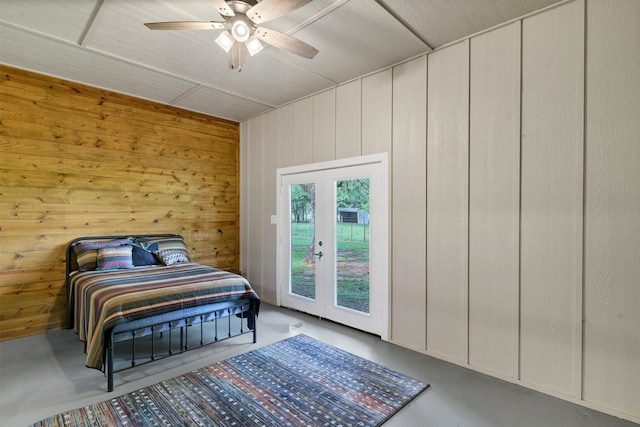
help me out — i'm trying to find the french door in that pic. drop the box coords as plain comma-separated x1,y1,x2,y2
276,154,389,338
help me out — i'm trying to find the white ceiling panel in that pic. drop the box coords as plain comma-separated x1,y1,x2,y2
0,0,101,43
85,1,231,81
172,85,272,122
380,0,560,48
248,0,341,33
195,50,335,106
0,0,564,122
288,0,429,82
0,23,198,105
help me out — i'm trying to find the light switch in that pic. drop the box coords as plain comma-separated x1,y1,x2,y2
270,215,278,224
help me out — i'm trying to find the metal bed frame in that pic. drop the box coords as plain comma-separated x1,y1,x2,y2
66,234,257,392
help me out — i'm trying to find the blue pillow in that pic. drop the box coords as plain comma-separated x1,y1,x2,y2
132,242,159,266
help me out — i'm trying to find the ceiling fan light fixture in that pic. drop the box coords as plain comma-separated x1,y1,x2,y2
245,36,263,56
231,19,250,43
215,30,235,53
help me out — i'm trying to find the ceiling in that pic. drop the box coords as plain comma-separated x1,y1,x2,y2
0,0,562,122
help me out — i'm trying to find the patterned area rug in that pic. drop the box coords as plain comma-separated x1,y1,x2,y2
32,334,428,427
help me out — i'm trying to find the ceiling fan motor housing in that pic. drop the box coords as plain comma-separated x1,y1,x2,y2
227,1,255,16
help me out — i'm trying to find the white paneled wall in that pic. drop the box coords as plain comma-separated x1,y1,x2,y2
313,89,336,162
362,69,392,156
293,97,314,165
520,0,584,397
391,56,427,350
240,0,640,422
259,110,279,303
336,80,362,159
584,0,640,417
243,117,264,294
426,40,469,362
276,104,294,168
468,21,521,378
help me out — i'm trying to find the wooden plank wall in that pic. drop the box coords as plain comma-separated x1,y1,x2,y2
0,65,240,341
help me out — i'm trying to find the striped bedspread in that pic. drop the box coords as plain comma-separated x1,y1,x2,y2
70,263,260,371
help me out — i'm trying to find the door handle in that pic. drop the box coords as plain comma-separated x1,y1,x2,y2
314,251,323,259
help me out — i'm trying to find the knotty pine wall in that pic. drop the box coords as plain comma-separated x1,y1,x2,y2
0,65,240,341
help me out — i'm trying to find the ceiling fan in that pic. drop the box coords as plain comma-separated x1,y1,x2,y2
144,0,319,71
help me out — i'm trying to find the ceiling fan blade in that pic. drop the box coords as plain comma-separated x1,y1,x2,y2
145,21,225,30
246,0,312,25
254,27,318,59
228,42,249,71
208,0,235,17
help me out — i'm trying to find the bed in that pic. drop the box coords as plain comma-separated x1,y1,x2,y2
65,234,260,392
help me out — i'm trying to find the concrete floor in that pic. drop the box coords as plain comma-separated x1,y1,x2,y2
0,303,636,426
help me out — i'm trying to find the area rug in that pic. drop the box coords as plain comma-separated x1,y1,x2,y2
31,334,428,427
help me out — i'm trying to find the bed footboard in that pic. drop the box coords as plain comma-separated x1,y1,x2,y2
104,299,256,392
66,234,260,392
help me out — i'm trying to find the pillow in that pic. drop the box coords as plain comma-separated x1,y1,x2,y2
133,237,157,249
97,245,134,270
73,238,133,271
154,237,188,251
132,242,159,266
154,248,190,266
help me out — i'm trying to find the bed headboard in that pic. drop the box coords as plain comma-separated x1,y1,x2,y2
65,234,183,328
65,233,183,278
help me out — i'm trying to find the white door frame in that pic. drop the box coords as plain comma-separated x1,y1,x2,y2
276,153,389,340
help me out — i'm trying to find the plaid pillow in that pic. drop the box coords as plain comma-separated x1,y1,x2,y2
154,237,188,251
96,245,134,270
73,238,133,271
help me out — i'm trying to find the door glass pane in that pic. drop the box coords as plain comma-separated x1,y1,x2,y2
290,183,316,300
335,178,370,313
